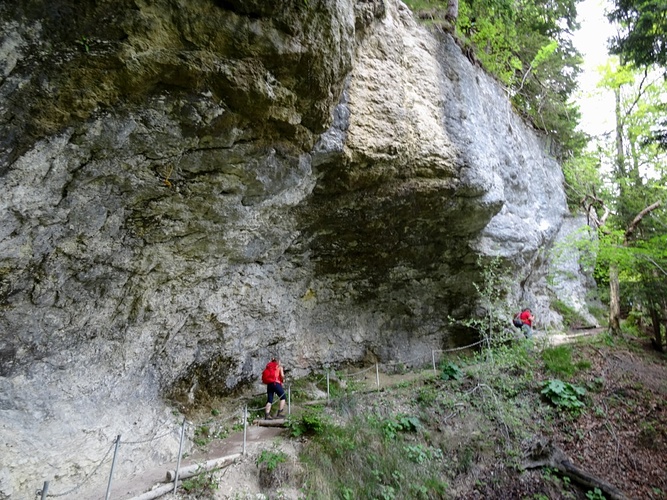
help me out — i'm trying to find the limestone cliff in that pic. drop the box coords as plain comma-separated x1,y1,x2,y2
0,0,595,496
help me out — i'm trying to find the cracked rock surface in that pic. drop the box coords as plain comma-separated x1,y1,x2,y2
0,0,596,496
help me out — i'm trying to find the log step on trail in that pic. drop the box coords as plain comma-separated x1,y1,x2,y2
256,417,287,427
127,453,240,500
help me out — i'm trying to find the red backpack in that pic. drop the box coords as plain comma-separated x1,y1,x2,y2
261,361,279,384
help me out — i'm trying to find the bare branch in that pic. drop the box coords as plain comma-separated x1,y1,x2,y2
624,201,662,242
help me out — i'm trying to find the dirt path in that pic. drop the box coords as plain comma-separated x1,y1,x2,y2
77,424,286,499
545,327,607,345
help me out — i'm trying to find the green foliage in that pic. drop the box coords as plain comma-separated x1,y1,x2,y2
75,35,90,53
417,385,439,405
403,444,444,464
256,449,288,471
299,414,448,499
450,255,514,350
297,340,609,499
607,0,667,70
467,0,582,155
381,415,421,440
585,487,607,500
317,424,357,459
590,63,667,337
403,0,584,156
180,469,219,494
530,40,559,68
541,379,586,413
562,154,606,212
540,467,575,499
541,345,591,378
440,361,464,380
456,0,522,85
466,342,536,401
287,407,327,437
193,425,212,447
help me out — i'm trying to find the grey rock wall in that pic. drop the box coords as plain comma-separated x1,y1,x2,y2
0,0,594,496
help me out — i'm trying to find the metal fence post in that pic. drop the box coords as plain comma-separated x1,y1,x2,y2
40,481,49,500
173,418,186,494
242,405,248,456
104,435,121,500
326,371,330,403
287,385,291,416
432,350,437,374
375,363,380,391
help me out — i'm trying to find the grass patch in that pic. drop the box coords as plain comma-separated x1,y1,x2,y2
300,415,449,499
541,345,591,378
297,342,555,499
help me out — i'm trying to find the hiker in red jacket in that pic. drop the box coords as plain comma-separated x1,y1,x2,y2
518,308,535,339
263,357,286,420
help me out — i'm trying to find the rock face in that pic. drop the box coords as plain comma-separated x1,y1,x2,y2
0,0,594,496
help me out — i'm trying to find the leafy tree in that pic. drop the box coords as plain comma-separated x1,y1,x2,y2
583,61,667,347
509,0,585,155
607,0,667,149
607,0,667,70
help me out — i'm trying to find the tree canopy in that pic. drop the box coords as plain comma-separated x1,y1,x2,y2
607,0,667,150
607,0,667,69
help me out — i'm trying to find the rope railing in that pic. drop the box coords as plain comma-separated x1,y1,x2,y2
399,351,433,365
122,428,178,446
37,342,484,499
40,441,116,498
345,365,375,378
432,339,486,353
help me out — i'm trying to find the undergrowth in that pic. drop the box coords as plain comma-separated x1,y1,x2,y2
295,340,574,499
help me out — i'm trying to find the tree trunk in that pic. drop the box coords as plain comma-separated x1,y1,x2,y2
614,88,626,179
608,87,625,336
446,0,458,22
649,304,659,340
658,298,667,352
165,453,240,482
523,438,630,500
609,263,621,335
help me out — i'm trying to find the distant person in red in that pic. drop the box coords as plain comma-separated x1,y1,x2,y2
262,357,286,420
518,308,535,339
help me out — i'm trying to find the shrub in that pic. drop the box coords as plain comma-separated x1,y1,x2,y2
180,469,219,495
440,362,464,381
417,385,438,405
257,448,291,490
541,379,586,414
380,415,421,440
288,407,327,437
257,449,288,472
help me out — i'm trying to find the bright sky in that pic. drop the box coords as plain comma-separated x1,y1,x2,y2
572,0,617,138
